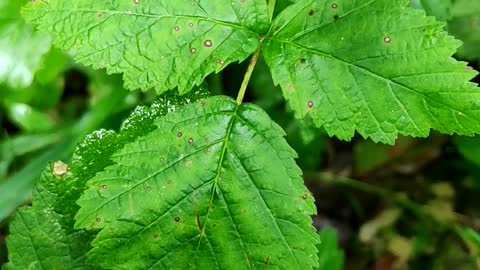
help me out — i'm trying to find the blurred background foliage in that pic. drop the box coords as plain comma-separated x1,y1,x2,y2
1,0,480,269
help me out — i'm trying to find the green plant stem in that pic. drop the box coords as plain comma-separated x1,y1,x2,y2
236,49,261,105
268,0,276,22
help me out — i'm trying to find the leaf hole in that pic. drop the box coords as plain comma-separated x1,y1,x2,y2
191,48,197,54
384,36,392,44
174,26,180,32
300,58,306,64
146,186,152,192
309,10,315,16
331,3,338,9
175,217,181,222
177,132,183,138
333,15,340,21
302,194,308,200
133,0,140,4
307,101,314,108
96,218,102,223
204,40,213,48
188,138,194,144
100,185,107,190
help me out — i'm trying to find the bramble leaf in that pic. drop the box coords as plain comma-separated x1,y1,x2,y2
0,0,51,88
5,87,209,269
263,0,480,144
5,165,95,270
75,96,318,269
22,0,269,94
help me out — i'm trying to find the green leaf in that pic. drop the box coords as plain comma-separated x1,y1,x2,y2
0,0,51,88
454,136,480,167
5,165,96,270
5,87,210,268
75,96,318,269
263,0,480,144
5,103,56,132
448,0,480,60
316,228,344,270
22,0,269,94
410,0,452,21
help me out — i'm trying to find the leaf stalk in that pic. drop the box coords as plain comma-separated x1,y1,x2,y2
236,47,261,105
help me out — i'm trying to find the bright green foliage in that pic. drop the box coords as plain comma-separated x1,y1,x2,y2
448,0,480,60
5,166,95,270
75,96,318,269
316,229,344,270
263,0,480,144
4,88,209,269
0,0,51,88
22,0,269,94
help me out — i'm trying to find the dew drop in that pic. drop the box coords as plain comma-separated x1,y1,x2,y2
188,138,194,144
191,48,197,54
177,132,183,138
384,36,392,43
101,185,107,190
174,26,180,32
302,194,308,200
167,180,172,184
188,23,194,28
307,101,314,108
204,40,213,47
217,59,225,65
160,157,165,162
175,217,181,222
